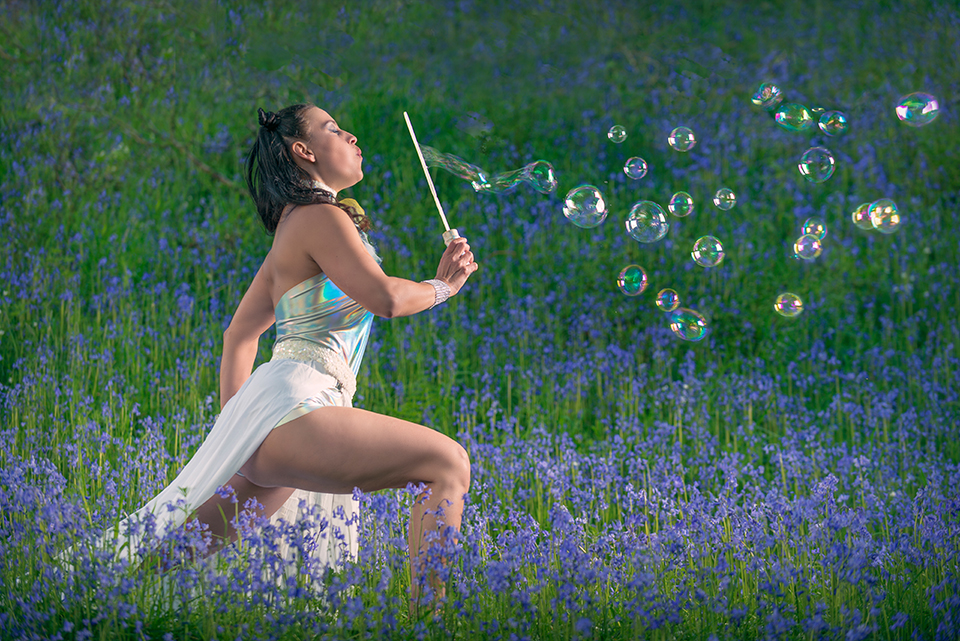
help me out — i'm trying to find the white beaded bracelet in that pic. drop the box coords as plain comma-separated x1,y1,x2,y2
422,279,452,309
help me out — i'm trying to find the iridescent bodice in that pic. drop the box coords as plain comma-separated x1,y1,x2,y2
274,272,373,377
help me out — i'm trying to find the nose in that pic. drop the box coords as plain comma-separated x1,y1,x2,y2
347,131,357,145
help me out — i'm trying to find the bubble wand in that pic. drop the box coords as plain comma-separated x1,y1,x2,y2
403,111,461,246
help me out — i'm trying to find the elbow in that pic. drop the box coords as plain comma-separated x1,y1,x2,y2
372,286,402,319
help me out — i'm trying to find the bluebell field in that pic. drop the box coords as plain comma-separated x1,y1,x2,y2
2,0,960,639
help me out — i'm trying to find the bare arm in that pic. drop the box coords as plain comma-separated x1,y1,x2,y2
220,260,278,409
297,204,477,318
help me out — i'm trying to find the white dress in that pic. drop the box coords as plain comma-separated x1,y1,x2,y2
100,237,379,583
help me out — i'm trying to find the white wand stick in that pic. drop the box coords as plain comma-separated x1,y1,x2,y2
403,111,460,246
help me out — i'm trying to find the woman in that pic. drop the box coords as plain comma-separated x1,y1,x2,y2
111,103,478,613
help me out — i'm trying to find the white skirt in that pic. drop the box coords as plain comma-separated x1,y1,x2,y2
105,355,359,572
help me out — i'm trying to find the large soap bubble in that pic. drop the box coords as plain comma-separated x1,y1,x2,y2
668,308,708,342
625,201,669,243
691,235,725,267
774,103,814,132
668,126,697,152
869,198,901,234
563,185,607,228
798,147,836,183
896,92,940,127
617,265,648,296
774,293,804,318
422,146,558,194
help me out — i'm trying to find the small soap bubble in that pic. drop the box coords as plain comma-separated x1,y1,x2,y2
809,106,826,117
656,288,680,312
896,92,940,127
869,198,901,234
798,147,836,183
691,235,724,267
713,188,736,210
752,83,784,110
668,308,708,342
668,191,694,217
802,217,827,239
793,234,823,260
774,103,814,132
625,201,670,243
774,293,804,318
608,125,627,143
563,185,607,228
617,265,648,296
818,111,848,136
668,126,697,152
851,202,874,230
624,157,648,179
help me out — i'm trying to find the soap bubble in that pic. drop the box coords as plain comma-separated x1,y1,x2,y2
818,111,848,136
793,234,823,260
752,83,784,110
798,147,836,183
713,188,736,210
691,235,724,267
896,92,940,127
668,308,708,342
656,288,680,312
617,265,648,296
423,145,558,194
624,157,648,179
851,202,874,230
809,106,826,117
802,217,827,239
668,126,697,152
563,185,607,228
608,125,628,143
668,191,694,217
774,293,804,318
625,201,669,243
774,103,814,132
869,198,901,234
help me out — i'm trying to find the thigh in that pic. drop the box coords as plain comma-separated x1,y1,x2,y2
240,406,468,494
191,473,296,539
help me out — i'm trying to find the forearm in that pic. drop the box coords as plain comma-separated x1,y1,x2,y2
219,331,262,409
377,277,443,318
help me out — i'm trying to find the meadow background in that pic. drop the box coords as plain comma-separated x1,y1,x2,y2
2,0,960,638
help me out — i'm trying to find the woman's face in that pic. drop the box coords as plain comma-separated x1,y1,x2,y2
290,106,363,191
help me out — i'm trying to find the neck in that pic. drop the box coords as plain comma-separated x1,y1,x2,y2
310,178,338,198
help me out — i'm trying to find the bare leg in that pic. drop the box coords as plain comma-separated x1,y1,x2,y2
240,405,471,616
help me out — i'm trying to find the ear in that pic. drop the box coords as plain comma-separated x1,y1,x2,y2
291,140,316,163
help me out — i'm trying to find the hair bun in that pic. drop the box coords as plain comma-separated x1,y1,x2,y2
257,107,280,131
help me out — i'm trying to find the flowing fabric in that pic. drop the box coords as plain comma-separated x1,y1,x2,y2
100,204,379,578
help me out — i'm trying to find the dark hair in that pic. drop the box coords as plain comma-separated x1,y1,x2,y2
244,103,370,235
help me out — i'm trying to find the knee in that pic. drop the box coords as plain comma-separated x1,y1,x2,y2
440,443,471,494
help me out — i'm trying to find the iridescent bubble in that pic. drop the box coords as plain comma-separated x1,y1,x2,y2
774,293,804,318
713,188,736,210
668,191,694,217
668,308,708,342
896,92,940,127
617,265,648,296
563,185,607,228
774,103,814,132
818,111,848,136
422,145,558,194
809,106,826,117
751,83,784,110
802,217,827,239
793,234,823,260
656,288,680,312
851,202,874,230
624,157,648,180
625,201,669,243
608,125,628,143
798,146,836,183
691,235,724,267
869,198,901,234
668,126,697,152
